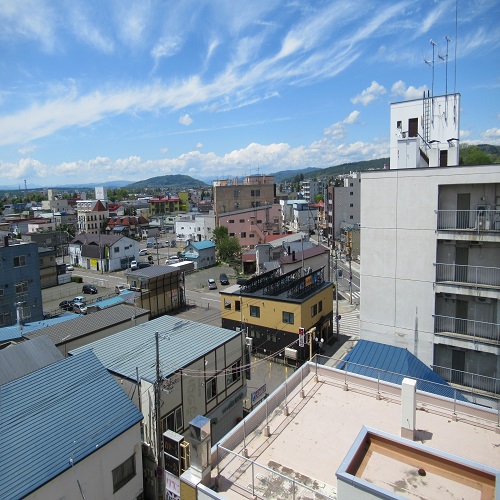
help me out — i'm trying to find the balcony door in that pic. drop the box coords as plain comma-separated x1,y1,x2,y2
456,193,470,229
455,299,468,335
451,349,465,384
454,246,468,283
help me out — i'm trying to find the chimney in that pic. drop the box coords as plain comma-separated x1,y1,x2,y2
3,236,9,247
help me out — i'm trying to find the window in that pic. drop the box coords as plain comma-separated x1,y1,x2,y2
114,247,119,253
161,406,184,434
226,360,241,386
350,203,353,208
229,232,235,237
13,255,26,267
206,377,217,401
112,454,136,493
234,190,239,198
283,311,294,324
229,219,234,223
250,305,260,318
235,300,241,312
350,182,353,187
249,233,255,238
15,281,29,295
241,232,246,238
239,219,245,223
224,299,231,310
311,304,318,317
257,219,262,223
251,189,261,196
350,191,353,196
350,215,354,219
318,300,323,313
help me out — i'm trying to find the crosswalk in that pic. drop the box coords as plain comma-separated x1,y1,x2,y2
339,290,360,302
337,309,360,339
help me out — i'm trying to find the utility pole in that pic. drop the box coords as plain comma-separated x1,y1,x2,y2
154,331,165,500
348,231,353,305
335,248,340,340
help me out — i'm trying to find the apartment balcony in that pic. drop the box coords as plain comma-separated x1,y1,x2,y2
436,209,500,233
432,365,500,397
434,315,500,345
435,263,500,291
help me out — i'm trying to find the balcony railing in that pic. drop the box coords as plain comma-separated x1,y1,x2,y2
432,365,500,396
435,263,500,288
436,209,500,231
434,315,500,344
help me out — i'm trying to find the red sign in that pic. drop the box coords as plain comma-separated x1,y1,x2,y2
299,327,305,347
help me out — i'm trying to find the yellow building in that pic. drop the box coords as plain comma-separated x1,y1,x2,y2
220,268,333,363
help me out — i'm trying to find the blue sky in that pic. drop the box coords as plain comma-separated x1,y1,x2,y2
1,0,499,188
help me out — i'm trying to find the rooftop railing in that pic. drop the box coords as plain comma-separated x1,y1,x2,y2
435,263,500,288
434,314,500,345
432,364,500,397
436,209,500,232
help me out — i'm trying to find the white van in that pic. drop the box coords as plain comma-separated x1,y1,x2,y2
165,256,180,265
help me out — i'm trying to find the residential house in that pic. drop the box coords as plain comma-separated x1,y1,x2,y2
221,267,334,362
0,239,43,327
0,350,144,500
69,316,247,473
69,234,139,272
182,240,216,269
213,175,275,218
217,204,282,249
106,215,149,238
360,92,500,405
126,265,184,318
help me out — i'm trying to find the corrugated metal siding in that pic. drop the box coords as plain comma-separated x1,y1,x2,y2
337,340,467,401
0,350,142,499
69,316,243,383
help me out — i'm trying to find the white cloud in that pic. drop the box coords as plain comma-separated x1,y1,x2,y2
160,147,169,154
324,110,360,139
391,80,427,100
460,130,471,140
18,145,37,155
179,114,193,126
351,81,386,106
151,36,182,64
483,127,500,139
195,143,203,149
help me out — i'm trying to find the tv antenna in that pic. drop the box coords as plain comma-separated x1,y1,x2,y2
438,36,452,95
425,39,437,98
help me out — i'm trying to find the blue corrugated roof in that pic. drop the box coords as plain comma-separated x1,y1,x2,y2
337,340,467,402
190,240,215,250
0,350,143,498
0,312,75,343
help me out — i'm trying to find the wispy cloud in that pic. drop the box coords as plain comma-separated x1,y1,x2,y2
391,80,427,100
18,145,37,155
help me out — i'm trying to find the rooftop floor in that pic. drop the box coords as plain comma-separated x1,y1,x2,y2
210,363,499,499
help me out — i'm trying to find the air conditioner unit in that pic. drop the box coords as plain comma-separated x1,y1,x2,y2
475,297,491,304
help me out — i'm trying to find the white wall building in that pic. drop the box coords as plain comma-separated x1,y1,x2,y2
301,179,326,203
174,213,215,242
360,92,500,402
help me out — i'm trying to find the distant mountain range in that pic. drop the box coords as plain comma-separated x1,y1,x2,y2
125,174,208,190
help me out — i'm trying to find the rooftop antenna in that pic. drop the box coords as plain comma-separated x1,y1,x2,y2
438,36,452,95
429,39,436,97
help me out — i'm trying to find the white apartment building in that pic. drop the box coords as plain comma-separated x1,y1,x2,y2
174,213,215,242
360,92,500,403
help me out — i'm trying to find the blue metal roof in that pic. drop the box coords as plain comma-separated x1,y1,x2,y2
190,240,215,250
0,350,143,499
0,312,75,343
337,340,468,402
69,315,243,384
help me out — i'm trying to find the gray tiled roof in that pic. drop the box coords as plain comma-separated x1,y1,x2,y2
23,304,149,345
70,315,243,383
126,265,178,278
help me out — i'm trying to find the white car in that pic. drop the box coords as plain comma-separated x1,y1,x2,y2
139,249,148,256
130,260,138,270
66,264,74,271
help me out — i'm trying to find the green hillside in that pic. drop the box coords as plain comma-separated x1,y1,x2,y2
126,174,207,190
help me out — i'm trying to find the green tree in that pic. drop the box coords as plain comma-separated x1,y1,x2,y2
218,236,241,261
213,225,229,245
459,144,492,165
314,194,324,203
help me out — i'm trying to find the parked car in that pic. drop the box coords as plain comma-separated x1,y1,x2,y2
115,284,127,294
65,264,74,271
219,273,229,285
146,242,154,248
139,249,148,256
207,278,217,290
73,301,87,315
73,296,86,303
82,284,98,294
170,240,176,247
59,300,74,311
138,262,151,269
130,260,138,270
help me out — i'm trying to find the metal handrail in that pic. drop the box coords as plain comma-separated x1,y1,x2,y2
436,209,500,231
434,314,500,344
435,262,500,287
